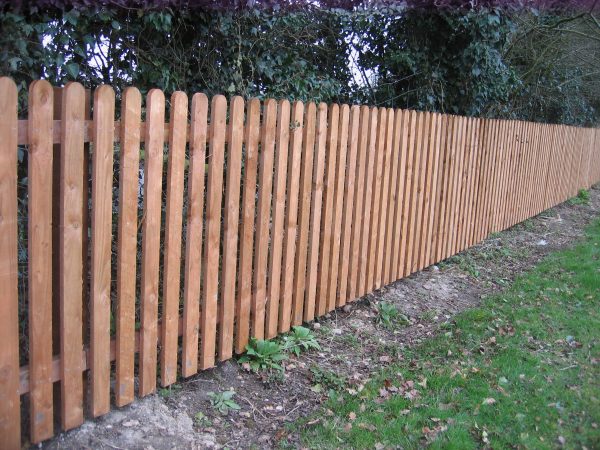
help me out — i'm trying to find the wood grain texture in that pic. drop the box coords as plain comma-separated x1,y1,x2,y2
390,110,410,281
337,105,360,306
326,104,350,311
182,93,208,371
404,112,425,276
358,108,378,296
314,104,340,322
219,96,244,356
376,108,394,287
200,95,227,369
27,80,55,442
292,102,316,325
139,89,165,395
279,102,304,332
251,99,277,338
0,77,21,450
265,100,291,338
236,98,261,351
398,111,417,278
115,87,141,405
90,85,115,417
366,108,386,291
161,92,188,384
59,82,85,430
347,106,370,300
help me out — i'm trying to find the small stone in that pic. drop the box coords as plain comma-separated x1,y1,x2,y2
312,322,321,330
536,239,548,246
123,419,140,427
432,265,440,271
343,305,352,313
332,328,343,335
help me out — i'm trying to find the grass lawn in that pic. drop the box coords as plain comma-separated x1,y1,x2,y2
293,219,600,449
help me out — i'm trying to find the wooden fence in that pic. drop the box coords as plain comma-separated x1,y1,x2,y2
1,76,599,448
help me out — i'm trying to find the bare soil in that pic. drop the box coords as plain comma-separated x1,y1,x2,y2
42,185,600,449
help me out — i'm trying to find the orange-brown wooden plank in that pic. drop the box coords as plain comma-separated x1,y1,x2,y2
182,94,208,372
59,82,85,429
422,113,442,269
327,104,350,311
314,104,340,316
448,117,466,257
252,99,277,337
115,87,141,404
358,108,378,295
27,80,55,442
416,112,436,270
399,111,418,278
368,107,386,290
337,105,360,306
200,95,227,368
90,85,115,417
466,119,482,247
304,103,328,321
390,110,410,280
366,108,386,291
376,108,394,285
456,117,473,253
462,118,478,250
265,100,291,337
408,112,430,274
437,115,457,261
347,106,370,300
384,109,403,284
218,96,244,356
279,101,304,333
139,89,165,395
0,77,21,450
497,120,513,231
235,98,260,351
161,92,188,384
430,114,449,265
292,103,316,325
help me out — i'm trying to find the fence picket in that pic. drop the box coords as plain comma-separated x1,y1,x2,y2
90,85,115,416
292,103,317,325
252,99,277,338
391,110,410,280
337,105,360,306
327,104,350,311
200,95,227,368
358,108,378,295
384,109,403,284
115,87,141,404
305,103,329,321
139,89,165,395
236,98,260,351
182,93,208,372
347,106,370,300
265,100,291,337
219,96,244,356
161,92,188,384
366,108,386,291
0,77,20,450
279,102,304,332
27,80,55,442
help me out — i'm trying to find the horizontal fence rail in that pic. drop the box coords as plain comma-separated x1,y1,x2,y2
1,76,599,447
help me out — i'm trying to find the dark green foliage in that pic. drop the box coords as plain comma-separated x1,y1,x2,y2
1,3,598,122
281,326,321,356
238,338,287,372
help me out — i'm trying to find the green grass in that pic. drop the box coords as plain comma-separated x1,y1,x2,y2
294,219,600,449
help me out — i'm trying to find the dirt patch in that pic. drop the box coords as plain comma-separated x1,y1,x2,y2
43,185,600,449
